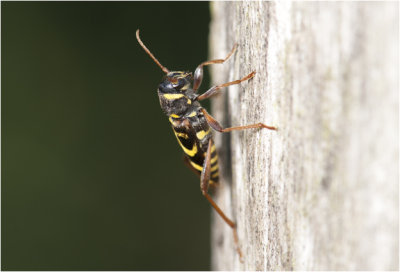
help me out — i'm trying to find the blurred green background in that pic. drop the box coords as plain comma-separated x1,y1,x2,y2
2,2,213,270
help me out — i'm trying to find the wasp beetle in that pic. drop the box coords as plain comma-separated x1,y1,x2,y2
136,30,276,260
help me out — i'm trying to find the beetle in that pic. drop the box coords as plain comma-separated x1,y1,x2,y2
136,29,276,259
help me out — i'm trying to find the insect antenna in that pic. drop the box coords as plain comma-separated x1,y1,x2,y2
136,29,169,74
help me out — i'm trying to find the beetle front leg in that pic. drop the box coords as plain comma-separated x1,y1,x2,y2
193,44,238,92
196,71,256,101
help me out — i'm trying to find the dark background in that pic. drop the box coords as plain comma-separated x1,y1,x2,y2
2,2,213,270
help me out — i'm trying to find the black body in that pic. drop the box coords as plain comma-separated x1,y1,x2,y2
158,71,219,183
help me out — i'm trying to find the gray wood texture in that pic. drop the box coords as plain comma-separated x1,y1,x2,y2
208,2,399,270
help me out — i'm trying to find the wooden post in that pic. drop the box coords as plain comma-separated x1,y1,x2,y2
209,1,399,270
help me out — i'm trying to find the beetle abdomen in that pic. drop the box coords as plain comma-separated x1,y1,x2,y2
169,112,219,183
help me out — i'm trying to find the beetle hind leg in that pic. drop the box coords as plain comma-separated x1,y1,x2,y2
200,139,243,261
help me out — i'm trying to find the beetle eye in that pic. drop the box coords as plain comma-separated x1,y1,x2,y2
172,78,185,91
169,78,178,85
178,79,186,88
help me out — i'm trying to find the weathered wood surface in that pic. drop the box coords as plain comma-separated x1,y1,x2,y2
208,2,399,270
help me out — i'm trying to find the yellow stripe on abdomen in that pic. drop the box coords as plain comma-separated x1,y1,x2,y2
210,153,218,165
196,128,210,140
189,159,219,178
189,160,203,172
173,132,198,157
210,163,219,172
210,144,216,153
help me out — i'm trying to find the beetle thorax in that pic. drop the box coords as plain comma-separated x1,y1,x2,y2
157,71,195,116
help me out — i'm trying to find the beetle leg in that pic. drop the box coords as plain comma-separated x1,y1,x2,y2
201,138,243,261
193,44,237,92
196,71,255,101
201,108,277,131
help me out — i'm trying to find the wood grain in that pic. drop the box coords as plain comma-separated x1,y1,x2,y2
208,2,399,270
